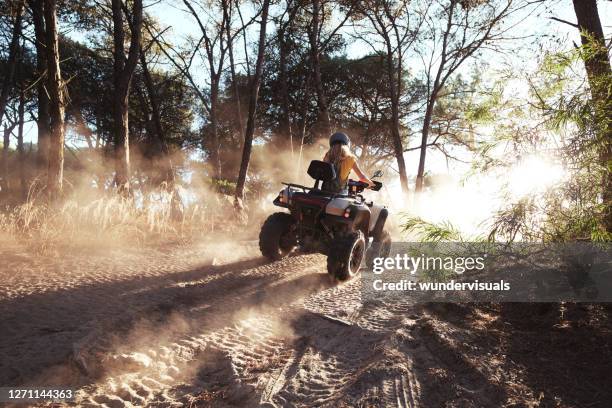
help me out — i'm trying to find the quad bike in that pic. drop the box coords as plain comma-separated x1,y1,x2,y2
259,160,392,281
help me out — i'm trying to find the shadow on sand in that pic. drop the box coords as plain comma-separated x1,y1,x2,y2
0,255,331,387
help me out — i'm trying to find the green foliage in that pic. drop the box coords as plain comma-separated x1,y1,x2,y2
463,81,503,124
489,172,612,243
210,178,238,196
401,216,464,242
488,199,534,243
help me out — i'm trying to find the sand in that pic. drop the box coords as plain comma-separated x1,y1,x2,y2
1,241,610,407
0,240,424,407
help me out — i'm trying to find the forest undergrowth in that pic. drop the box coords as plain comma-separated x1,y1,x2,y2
0,186,257,255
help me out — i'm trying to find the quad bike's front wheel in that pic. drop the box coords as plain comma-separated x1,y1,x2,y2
259,212,297,261
365,230,392,269
327,231,366,281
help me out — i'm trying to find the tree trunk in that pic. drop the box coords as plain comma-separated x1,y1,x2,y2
72,108,94,149
209,76,222,179
222,0,244,142
111,0,127,191
2,127,11,193
235,0,251,77
390,98,409,194
416,52,445,193
296,77,312,180
0,0,24,126
30,0,51,168
112,92,130,191
572,0,612,232
278,24,293,153
44,0,65,200
181,0,226,180
415,98,435,192
18,86,26,200
309,0,331,138
384,40,409,195
140,51,175,188
140,54,166,153
234,0,270,202
95,115,102,149
111,0,142,194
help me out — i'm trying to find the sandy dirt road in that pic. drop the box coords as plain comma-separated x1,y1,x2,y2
0,240,433,407
3,240,605,407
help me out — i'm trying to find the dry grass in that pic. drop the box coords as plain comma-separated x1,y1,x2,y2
0,188,248,254
187,389,228,407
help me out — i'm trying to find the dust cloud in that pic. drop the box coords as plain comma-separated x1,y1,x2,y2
389,161,568,240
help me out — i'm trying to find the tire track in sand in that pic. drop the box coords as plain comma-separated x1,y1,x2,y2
73,254,330,407
72,256,425,408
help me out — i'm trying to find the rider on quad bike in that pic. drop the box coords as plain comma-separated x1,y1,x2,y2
259,132,392,281
322,132,375,194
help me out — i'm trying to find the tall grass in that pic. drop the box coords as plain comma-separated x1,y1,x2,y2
0,189,245,253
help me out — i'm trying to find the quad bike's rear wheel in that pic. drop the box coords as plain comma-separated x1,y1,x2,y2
259,212,296,260
327,231,366,281
365,230,392,269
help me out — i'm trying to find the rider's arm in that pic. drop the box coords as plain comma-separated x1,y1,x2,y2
352,161,374,187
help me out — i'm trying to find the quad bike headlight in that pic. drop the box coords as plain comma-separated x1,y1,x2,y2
343,208,351,218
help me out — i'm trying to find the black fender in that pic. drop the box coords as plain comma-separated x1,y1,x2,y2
372,208,388,241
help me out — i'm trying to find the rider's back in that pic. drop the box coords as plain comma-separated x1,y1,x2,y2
322,155,355,193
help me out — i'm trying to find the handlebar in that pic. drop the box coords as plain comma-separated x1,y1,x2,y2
348,180,369,189
348,179,383,194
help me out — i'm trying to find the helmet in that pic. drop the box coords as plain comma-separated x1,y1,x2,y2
329,132,350,147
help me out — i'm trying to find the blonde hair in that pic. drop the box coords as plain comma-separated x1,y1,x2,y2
324,144,352,166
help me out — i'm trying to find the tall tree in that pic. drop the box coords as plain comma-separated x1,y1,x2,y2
308,0,330,138
0,0,24,126
182,0,228,179
28,0,51,168
139,46,175,189
355,0,422,195
275,0,299,152
111,0,143,193
414,0,515,192
234,0,271,203
1,123,17,193
44,0,65,199
17,85,26,199
222,0,245,143
308,0,354,139
571,0,612,232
